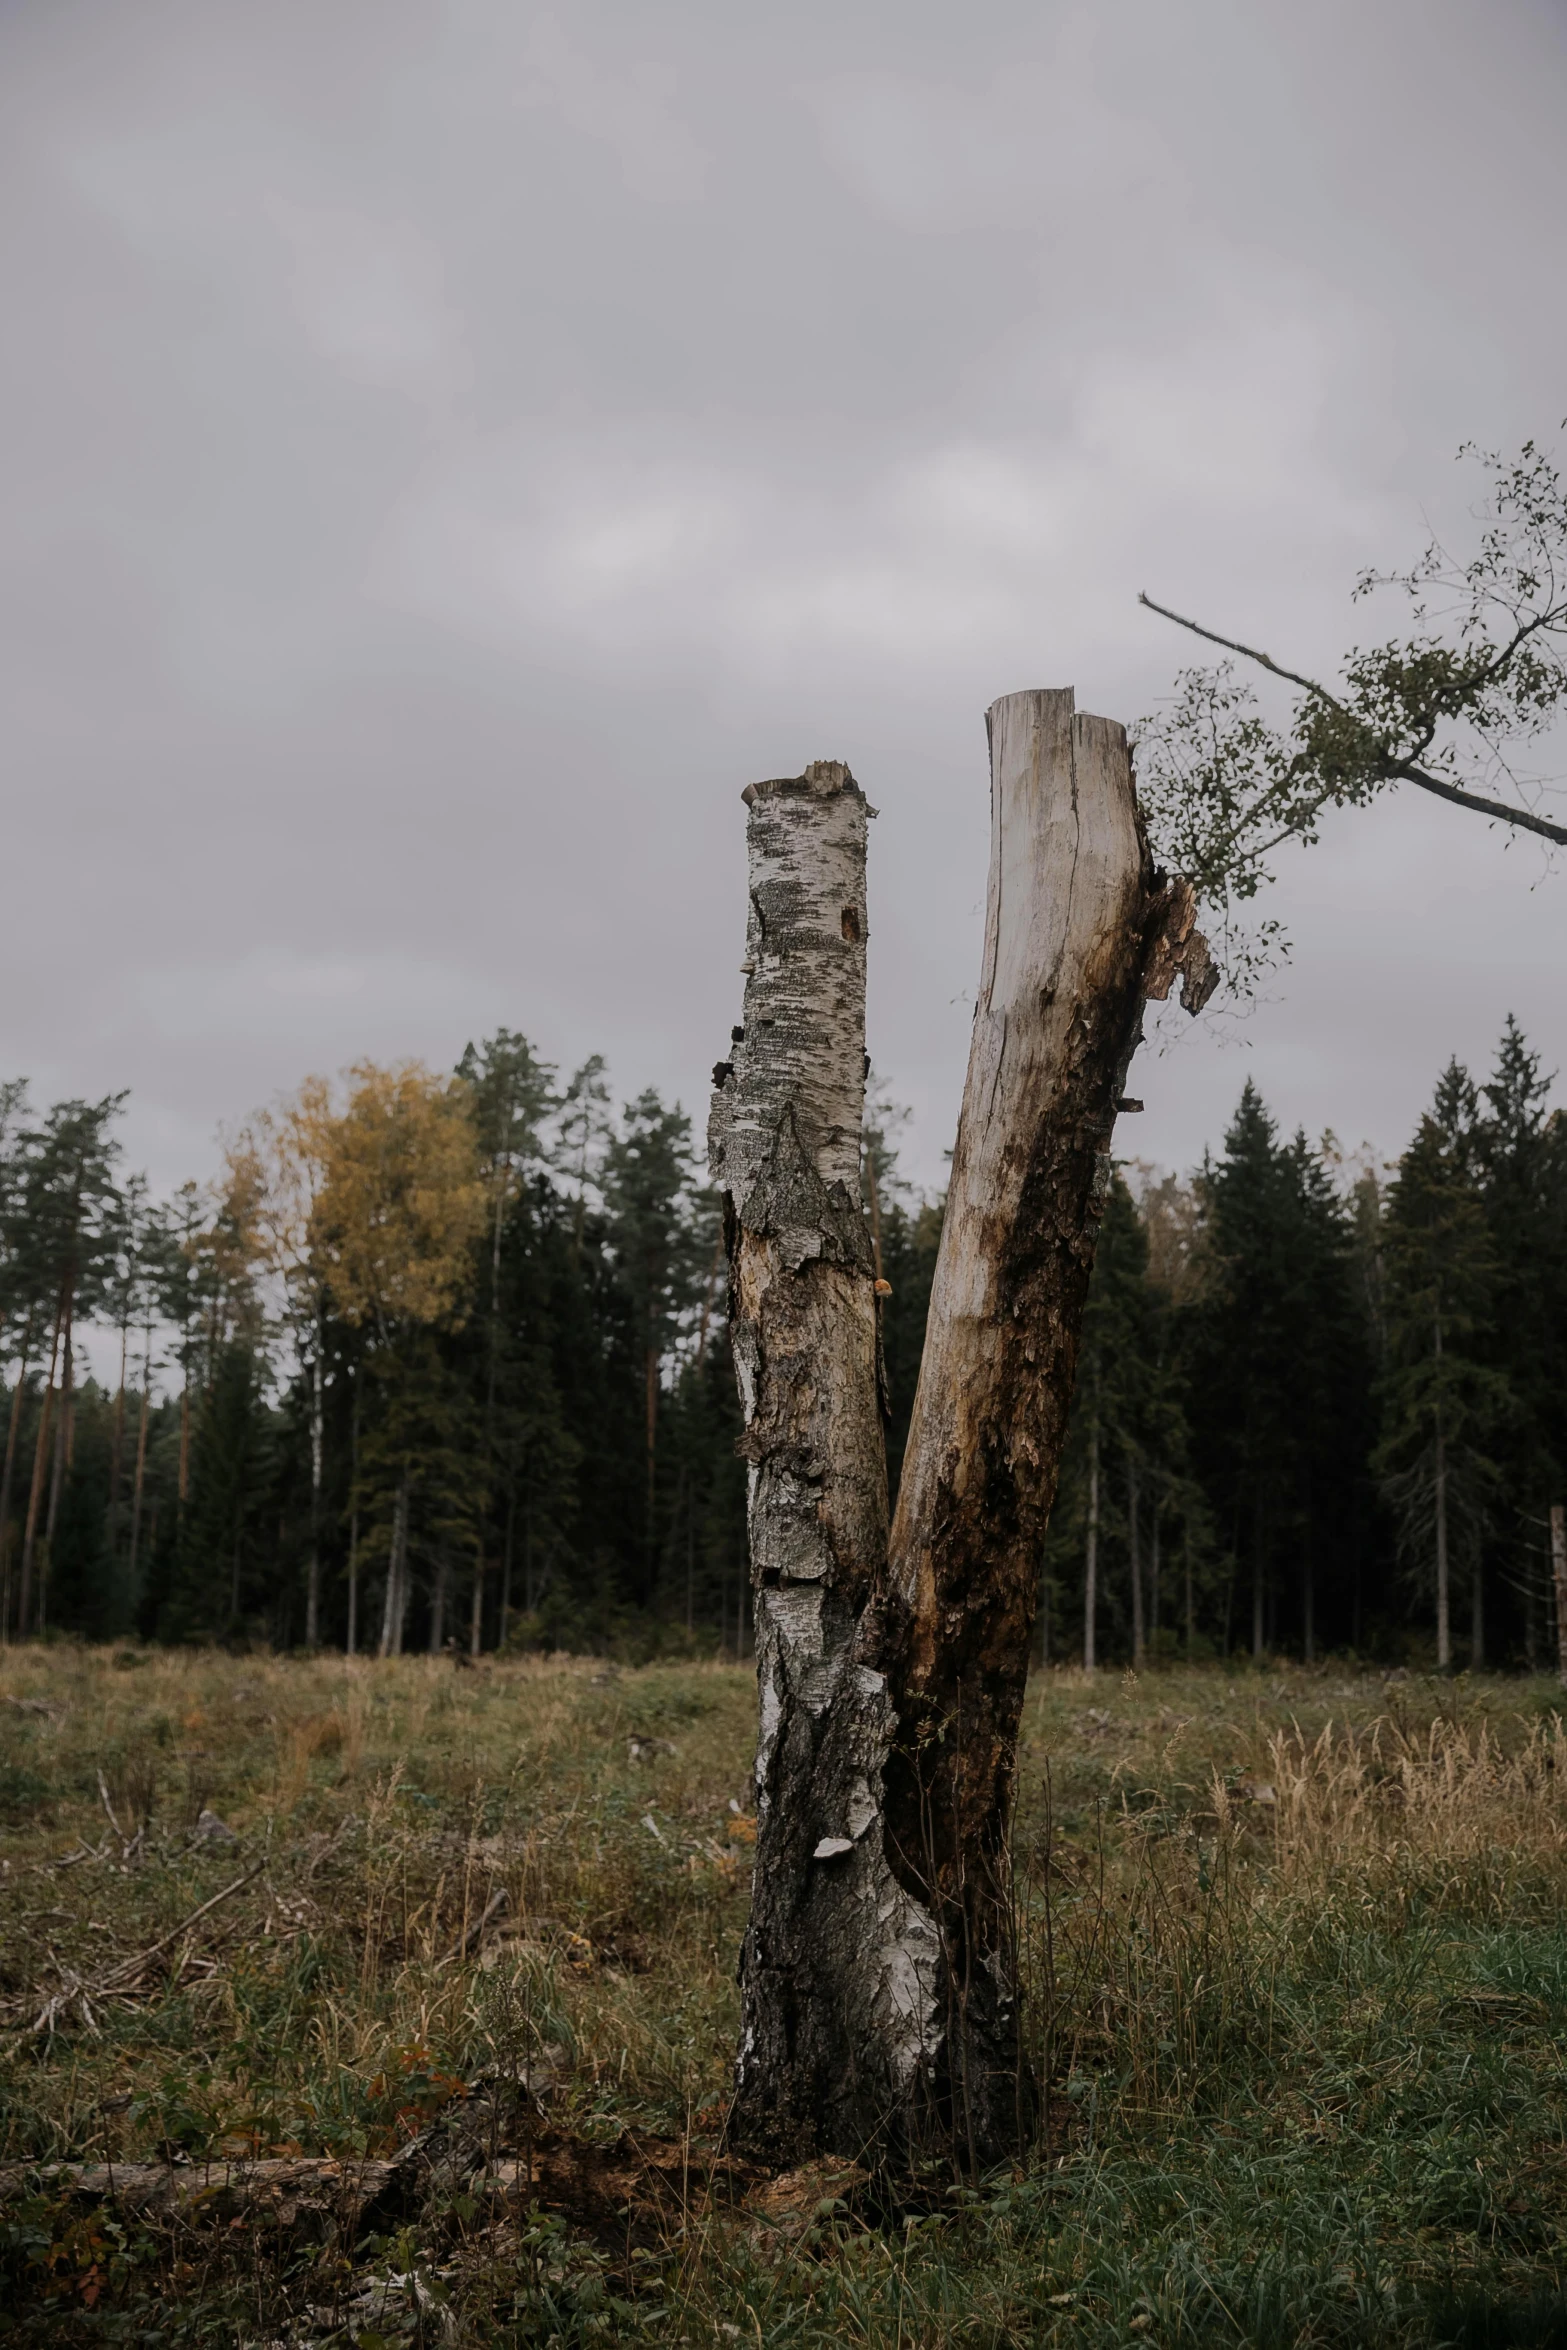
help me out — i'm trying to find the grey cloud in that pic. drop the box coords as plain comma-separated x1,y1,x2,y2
1,0,1564,1203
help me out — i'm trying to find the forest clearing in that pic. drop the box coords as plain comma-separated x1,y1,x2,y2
6,0,1567,2337
6,1646,1567,2344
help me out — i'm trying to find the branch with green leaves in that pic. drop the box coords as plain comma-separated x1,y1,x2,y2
1135,437,1567,994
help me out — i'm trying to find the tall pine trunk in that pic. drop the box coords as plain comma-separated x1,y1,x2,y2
644,1346,659,1599
1149,1479,1161,1648
346,1373,361,1658
428,1548,449,1652
127,1355,152,1592
41,1305,74,1632
1083,1410,1100,1671
1128,1453,1145,1666
1433,1317,1451,1670
469,1540,486,1657
1302,1536,1315,1663
18,1294,65,1638
0,1318,36,1641
306,1334,323,1650
379,1478,410,1659
109,1317,128,1544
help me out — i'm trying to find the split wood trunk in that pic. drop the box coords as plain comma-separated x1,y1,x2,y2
877,690,1212,2160
712,693,1213,2170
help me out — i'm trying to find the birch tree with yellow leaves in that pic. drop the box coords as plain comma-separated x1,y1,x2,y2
307,1063,486,1656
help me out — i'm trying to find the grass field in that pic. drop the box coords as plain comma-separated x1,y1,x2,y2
4,1646,1567,2346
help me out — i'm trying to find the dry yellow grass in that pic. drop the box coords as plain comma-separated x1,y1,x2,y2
5,1646,1567,2344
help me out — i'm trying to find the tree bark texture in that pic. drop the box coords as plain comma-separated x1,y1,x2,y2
873,687,1212,2162
713,695,1213,2170
709,761,934,2165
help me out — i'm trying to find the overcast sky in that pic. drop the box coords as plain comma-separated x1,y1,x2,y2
3,0,1564,1202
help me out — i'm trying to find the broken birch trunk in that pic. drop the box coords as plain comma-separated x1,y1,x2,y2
711,695,1214,2169
708,761,936,2164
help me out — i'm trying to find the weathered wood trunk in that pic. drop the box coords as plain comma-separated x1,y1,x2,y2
713,695,1213,2169
709,762,940,2164
873,688,1212,2161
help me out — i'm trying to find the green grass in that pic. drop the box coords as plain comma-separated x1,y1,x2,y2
3,1647,1567,2344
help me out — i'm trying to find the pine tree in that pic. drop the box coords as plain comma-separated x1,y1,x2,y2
1279,1131,1376,1661
1375,1062,1511,1667
10,1097,125,1636
1473,1018,1567,1655
600,1090,706,1608
1189,1084,1298,1657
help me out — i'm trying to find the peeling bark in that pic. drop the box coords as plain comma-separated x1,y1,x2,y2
713,696,1212,2171
709,762,936,2164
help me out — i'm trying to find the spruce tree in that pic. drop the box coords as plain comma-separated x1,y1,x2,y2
600,1090,706,1609
1375,1062,1511,1667
1473,1019,1567,1653
1189,1084,1297,1656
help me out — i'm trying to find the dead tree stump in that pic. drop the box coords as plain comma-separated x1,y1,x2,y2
712,700,1213,2168
709,762,940,2164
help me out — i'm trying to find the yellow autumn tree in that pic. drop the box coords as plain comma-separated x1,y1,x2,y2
307,1063,487,1656
309,1063,485,1337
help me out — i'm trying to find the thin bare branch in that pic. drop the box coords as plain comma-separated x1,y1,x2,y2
1138,594,1349,708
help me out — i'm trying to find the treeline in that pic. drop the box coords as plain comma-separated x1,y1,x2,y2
0,1041,740,1653
1045,1018,1567,1669
0,1019,1561,1665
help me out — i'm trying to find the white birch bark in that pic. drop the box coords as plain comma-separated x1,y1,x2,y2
709,760,938,2162
714,697,1213,2166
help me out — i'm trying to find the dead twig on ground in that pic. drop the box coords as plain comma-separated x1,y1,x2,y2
4,1863,265,2043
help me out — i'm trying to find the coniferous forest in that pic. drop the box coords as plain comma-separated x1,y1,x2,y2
0,1016,1562,1669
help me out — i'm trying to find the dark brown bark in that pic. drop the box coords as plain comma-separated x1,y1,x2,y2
869,689,1213,2164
